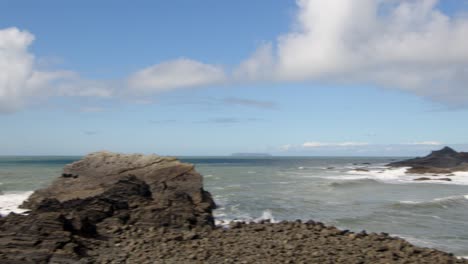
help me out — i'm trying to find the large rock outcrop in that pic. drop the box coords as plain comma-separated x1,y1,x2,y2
0,152,215,263
388,146,468,174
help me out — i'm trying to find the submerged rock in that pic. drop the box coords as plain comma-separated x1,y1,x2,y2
388,146,468,174
414,177,452,182
354,168,370,172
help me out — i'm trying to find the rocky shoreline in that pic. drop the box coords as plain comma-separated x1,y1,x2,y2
94,221,467,264
1,152,466,263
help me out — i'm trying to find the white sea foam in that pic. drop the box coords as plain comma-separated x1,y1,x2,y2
454,171,468,177
214,209,278,228
273,181,290,185
392,234,439,248
254,209,278,223
399,200,419,204
0,191,33,216
341,167,468,185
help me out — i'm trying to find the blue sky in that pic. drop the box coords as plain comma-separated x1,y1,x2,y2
1,0,468,156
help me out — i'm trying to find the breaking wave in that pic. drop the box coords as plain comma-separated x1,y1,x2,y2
329,178,382,188
394,195,468,209
0,191,32,216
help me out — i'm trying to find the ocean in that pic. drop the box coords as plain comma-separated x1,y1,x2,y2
1,156,468,256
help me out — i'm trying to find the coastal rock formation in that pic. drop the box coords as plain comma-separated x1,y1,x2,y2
0,152,215,263
21,151,216,228
388,146,468,174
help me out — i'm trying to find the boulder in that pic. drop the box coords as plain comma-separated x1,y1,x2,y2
21,151,216,228
0,152,216,263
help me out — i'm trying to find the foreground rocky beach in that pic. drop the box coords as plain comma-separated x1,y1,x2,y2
0,152,466,263
94,220,466,264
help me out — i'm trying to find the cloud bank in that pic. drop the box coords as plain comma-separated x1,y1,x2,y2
238,0,468,105
279,140,449,155
302,141,370,148
0,27,115,112
128,58,226,92
0,28,57,112
2,0,468,113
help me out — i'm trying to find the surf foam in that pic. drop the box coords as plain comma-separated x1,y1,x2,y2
214,209,278,228
343,167,468,185
0,191,33,216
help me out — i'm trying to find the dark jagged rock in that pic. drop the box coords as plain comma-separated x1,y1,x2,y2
414,177,432,181
414,177,452,182
354,168,370,172
388,146,468,174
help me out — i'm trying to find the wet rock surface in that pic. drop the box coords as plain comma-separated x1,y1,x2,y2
388,146,468,174
0,152,466,263
414,177,452,182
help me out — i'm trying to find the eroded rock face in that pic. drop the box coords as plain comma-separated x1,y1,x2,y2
388,146,468,174
22,151,216,228
0,152,216,263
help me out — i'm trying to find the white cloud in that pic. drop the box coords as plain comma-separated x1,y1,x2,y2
234,43,275,81
0,27,113,113
0,27,37,112
240,0,468,105
280,144,293,151
302,141,369,148
278,141,464,156
5,0,468,112
128,58,226,92
0,28,225,113
409,141,443,146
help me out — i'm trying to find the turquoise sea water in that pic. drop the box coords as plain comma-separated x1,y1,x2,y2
1,156,468,256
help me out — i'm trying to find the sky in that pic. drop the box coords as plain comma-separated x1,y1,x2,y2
1,0,468,156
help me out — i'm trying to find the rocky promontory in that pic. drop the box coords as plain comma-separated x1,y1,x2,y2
1,152,466,263
388,146,468,174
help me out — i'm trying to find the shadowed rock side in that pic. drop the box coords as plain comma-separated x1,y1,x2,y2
388,146,468,174
0,152,466,263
